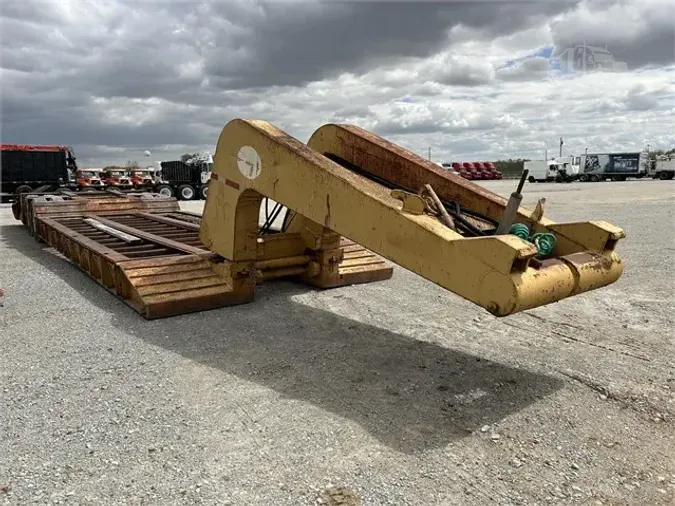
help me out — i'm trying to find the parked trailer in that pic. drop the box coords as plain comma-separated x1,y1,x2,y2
577,151,649,182
11,189,392,319
1,144,77,200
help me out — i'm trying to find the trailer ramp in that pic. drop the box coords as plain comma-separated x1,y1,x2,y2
15,191,393,318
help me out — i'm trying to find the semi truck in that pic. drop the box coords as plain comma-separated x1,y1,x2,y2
2,144,218,201
527,151,651,183
153,153,213,200
577,151,649,182
1,144,77,199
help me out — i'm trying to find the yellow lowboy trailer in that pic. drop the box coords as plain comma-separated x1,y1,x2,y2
12,119,625,319
200,119,625,317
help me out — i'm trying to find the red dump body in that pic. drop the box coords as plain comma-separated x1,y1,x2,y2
1,144,72,152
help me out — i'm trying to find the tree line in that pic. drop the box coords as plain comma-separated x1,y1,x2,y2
103,153,198,171
648,148,675,160
103,160,141,171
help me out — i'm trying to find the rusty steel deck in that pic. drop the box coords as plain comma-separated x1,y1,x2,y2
14,191,393,318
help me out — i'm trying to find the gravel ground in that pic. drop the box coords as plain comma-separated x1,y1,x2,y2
1,179,674,505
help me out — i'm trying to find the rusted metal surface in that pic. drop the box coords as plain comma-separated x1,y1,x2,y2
308,124,627,260
136,212,201,231
100,213,206,249
83,218,142,243
308,124,519,224
198,118,624,317
30,207,256,318
335,238,393,285
13,189,393,319
14,190,180,237
83,215,211,256
256,255,311,270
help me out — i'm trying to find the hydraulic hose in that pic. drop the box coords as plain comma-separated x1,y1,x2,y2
510,223,557,258
259,198,285,235
322,152,499,237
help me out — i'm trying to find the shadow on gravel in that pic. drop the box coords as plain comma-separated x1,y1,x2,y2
2,223,564,454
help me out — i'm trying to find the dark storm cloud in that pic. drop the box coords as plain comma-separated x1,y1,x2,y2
2,97,212,148
551,0,675,69
202,0,580,89
0,0,579,152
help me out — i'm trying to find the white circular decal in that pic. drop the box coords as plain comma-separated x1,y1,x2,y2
237,145,262,180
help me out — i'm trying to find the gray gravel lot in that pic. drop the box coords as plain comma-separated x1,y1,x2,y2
1,179,674,505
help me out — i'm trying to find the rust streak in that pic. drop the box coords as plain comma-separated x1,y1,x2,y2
325,194,331,227
225,179,240,190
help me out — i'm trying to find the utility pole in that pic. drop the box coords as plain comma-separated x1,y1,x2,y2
559,137,563,157
428,147,431,161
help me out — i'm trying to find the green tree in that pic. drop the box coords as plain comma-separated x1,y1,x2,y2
648,148,675,161
494,159,526,178
181,153,200,162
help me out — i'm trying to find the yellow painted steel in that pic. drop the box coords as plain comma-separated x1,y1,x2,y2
200,118,625,316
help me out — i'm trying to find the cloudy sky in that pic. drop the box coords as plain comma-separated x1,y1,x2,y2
1,0,674,167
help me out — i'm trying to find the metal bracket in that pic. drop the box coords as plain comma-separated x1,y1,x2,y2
532,198,546,222
390,189,426,215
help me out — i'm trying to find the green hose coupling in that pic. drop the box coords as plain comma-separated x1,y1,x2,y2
509,223,557,258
